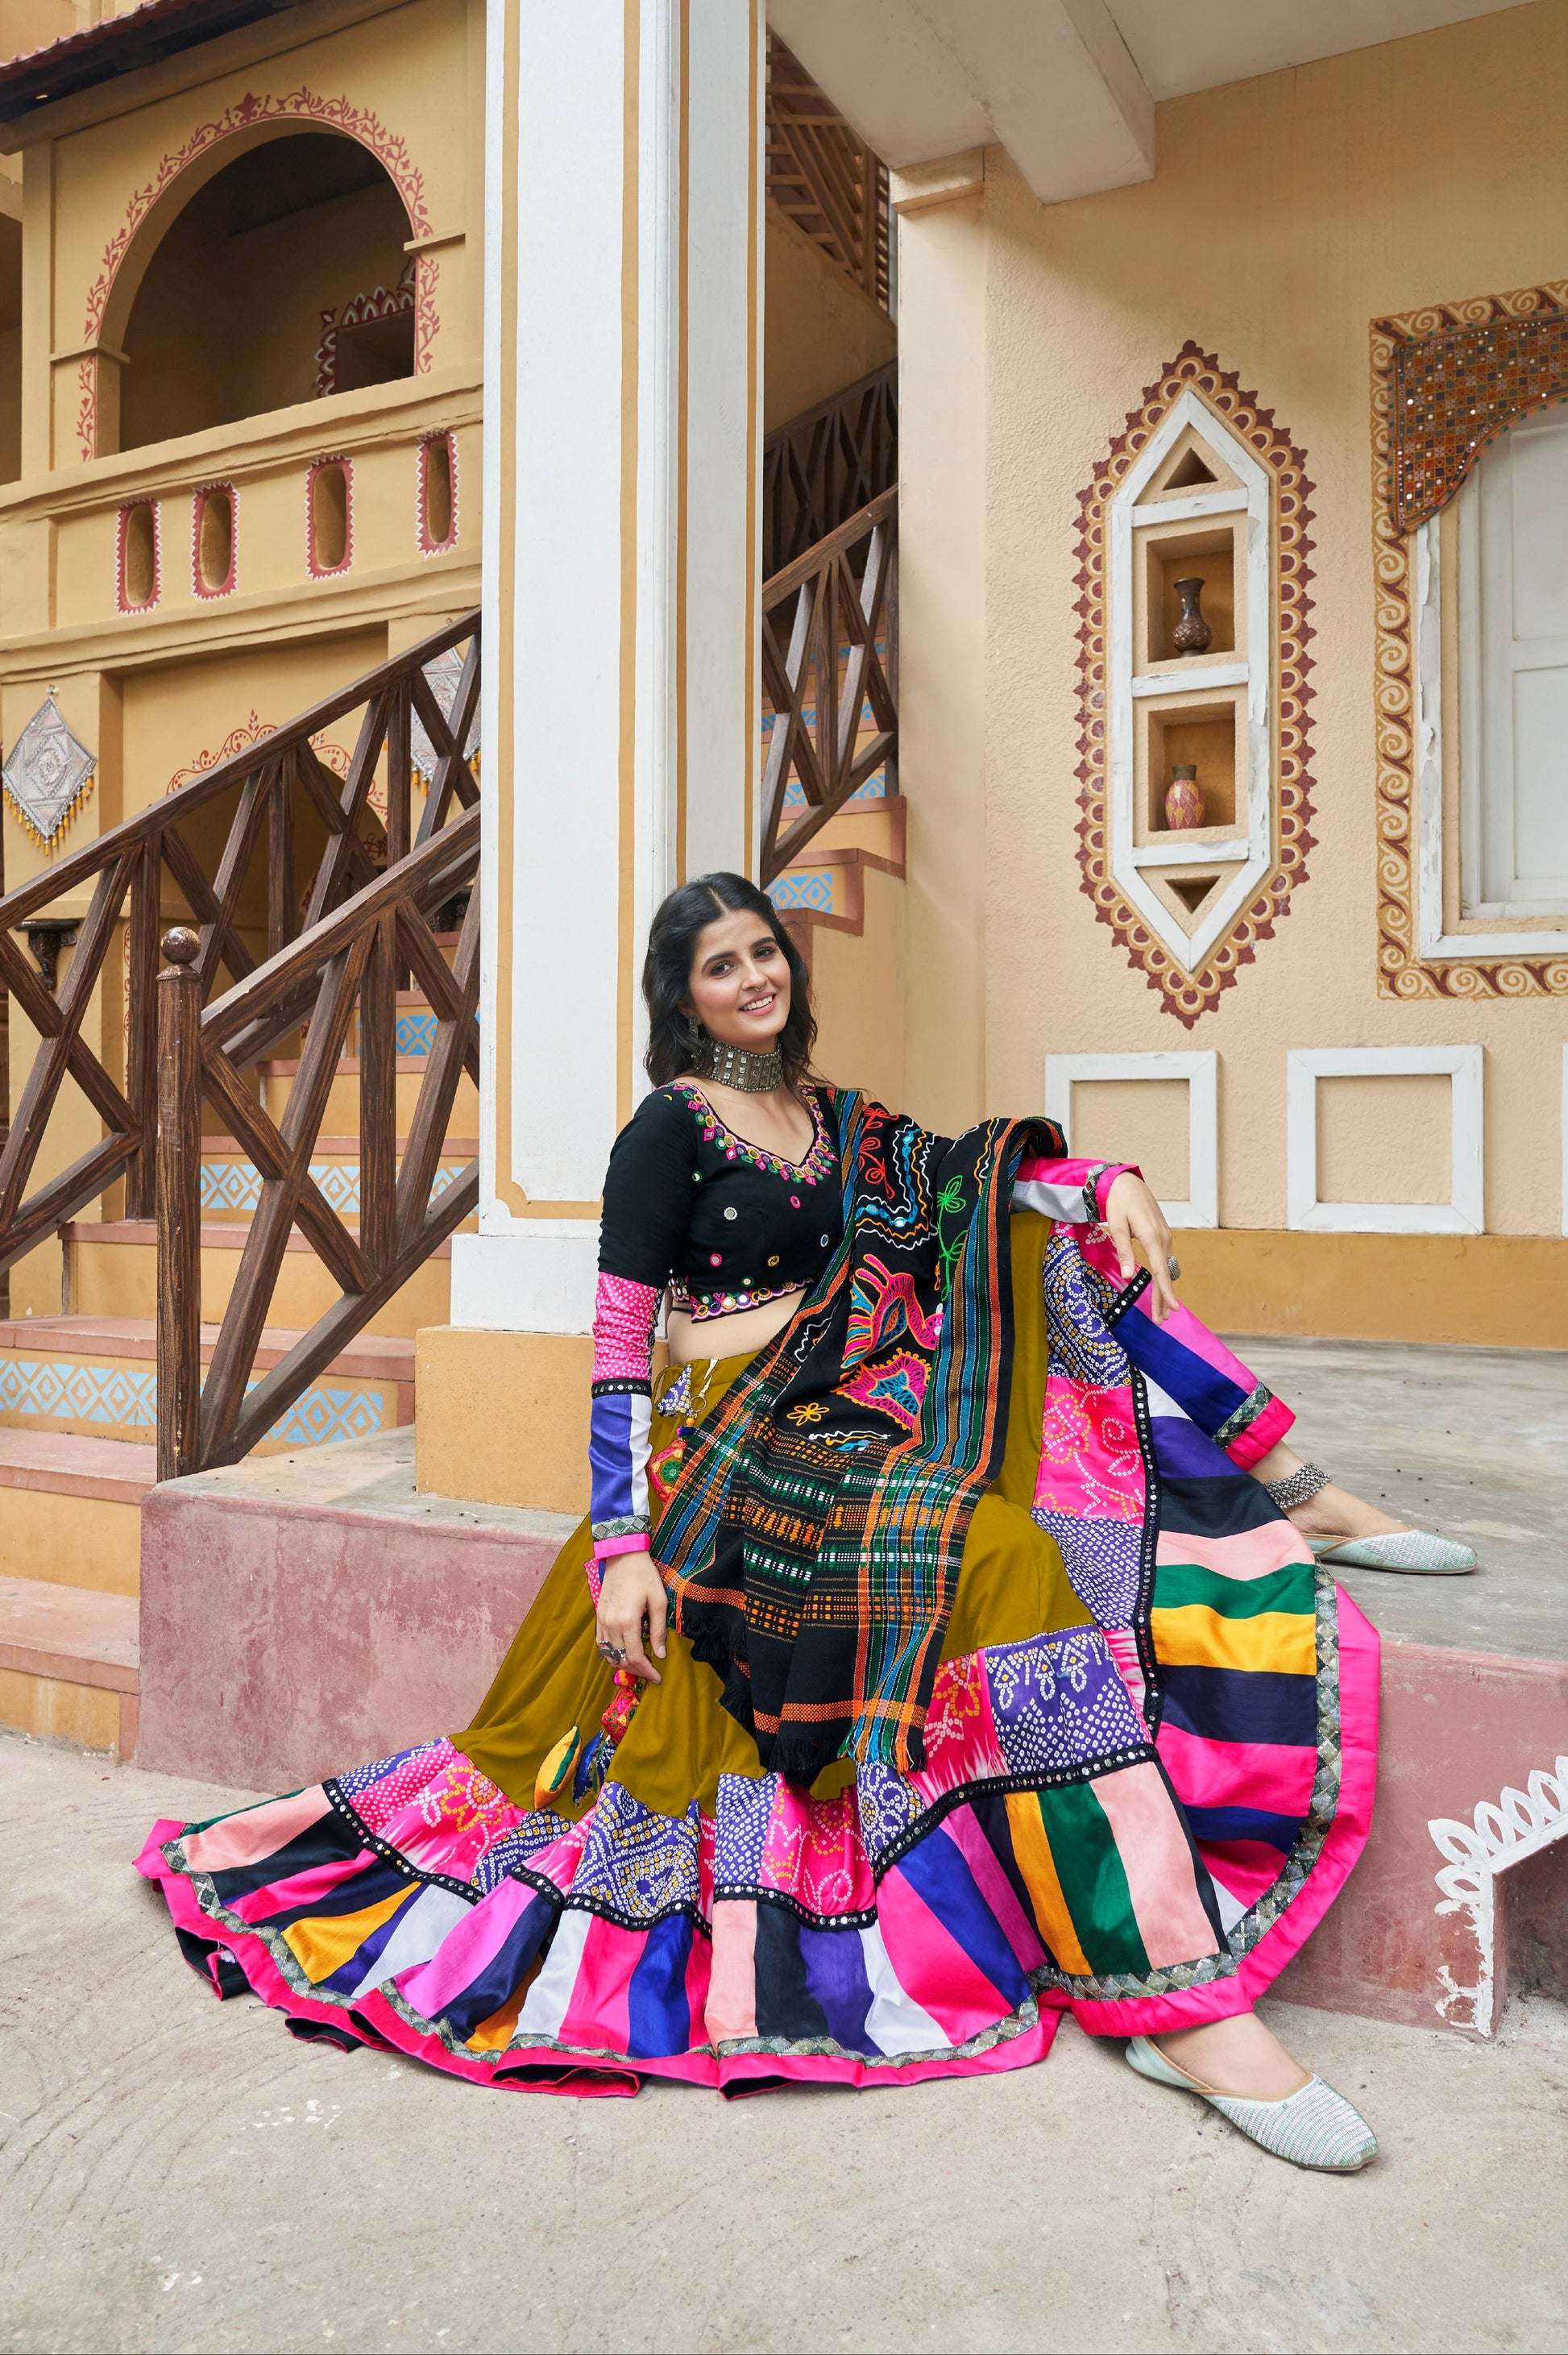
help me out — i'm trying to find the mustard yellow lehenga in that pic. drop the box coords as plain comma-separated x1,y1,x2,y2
137,1203,1378,2095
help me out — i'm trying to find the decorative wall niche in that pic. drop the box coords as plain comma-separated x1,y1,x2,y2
117,499,160,612
1043,1049,1218,1227
1074,346,1317,1027
1285,1045,1483,1234
192,482,236,599
417,430,458,554
308,456,353,577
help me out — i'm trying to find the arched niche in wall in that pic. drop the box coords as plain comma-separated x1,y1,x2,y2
110,130,415,454
1074,346,1318,1028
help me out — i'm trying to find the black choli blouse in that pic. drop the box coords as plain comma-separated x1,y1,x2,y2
598,1080,843,1319
587,1082,844,1557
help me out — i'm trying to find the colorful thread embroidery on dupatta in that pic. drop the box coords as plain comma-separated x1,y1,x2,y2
657,1092,1069,1780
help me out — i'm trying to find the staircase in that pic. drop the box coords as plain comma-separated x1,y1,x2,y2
0,373,900,1762
0,621,482,1753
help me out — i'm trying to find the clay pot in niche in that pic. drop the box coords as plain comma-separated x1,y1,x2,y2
1165,764,1205,830
1171,575,1213,656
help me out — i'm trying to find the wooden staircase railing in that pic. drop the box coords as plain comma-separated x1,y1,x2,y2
761,487,897,884
762,359,897,578
766,34,890,312
0,612,479,1287
156,808,479,1477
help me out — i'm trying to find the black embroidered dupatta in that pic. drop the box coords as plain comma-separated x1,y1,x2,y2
656,1090,1067,1780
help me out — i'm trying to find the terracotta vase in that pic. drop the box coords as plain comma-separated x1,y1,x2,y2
1165,764,1204,830
1172,575,1213,656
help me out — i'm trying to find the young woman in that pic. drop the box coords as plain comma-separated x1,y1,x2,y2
138,873,1461,2158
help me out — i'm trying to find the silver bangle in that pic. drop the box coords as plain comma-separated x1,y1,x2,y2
1262,1461,1333,1510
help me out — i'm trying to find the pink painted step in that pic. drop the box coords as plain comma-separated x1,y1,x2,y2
0,1426,157,1504
0,1569,139,1685
0,1315,417,1389
0,1568,140,1754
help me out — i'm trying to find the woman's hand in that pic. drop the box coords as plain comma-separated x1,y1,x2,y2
1103,1170,1179,1323
595,1551,668,1684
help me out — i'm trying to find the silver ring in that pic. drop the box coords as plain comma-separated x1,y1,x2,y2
595,1639,625,1665
1167,1255,1181,1281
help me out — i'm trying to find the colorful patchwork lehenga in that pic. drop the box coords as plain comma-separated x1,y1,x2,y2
138,1092,1377,2095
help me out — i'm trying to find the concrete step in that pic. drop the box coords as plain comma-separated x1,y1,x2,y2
258,1057,480,1134
0,1315,416,1454
63,1219,453,1337
199,1134,476,1221
130,1387,1568,2040
0,1427,154,1600
137,1427,573,1792
0,1568,139,1754
769,799,905,940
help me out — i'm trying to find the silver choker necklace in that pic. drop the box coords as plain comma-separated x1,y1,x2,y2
695,1037,784,1093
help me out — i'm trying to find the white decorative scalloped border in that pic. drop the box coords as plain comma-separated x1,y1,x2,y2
1429,1754,1567,2033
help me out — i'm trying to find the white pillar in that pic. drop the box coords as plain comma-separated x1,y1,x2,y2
451,0,764,1337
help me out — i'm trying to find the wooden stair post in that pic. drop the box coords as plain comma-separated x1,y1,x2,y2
156,926,202,1483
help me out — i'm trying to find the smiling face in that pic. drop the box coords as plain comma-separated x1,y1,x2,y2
683,906,792,1056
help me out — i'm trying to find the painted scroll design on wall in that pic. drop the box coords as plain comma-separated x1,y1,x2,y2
76,88,435,461
1073,343,1317,1028
1371,283,1568,1005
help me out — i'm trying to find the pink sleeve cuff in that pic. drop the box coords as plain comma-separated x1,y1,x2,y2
585,1530,652,1609
1093,1163,1139,1219
593,1531,652,1561
1012,1157,1139,1227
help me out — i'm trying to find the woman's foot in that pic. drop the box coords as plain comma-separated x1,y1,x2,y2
1283,1480,1404,1544
1280,1477,1477,1573
1152,2012,1309,2100
1127,2027,1378,2170
1253,1446,1477,1572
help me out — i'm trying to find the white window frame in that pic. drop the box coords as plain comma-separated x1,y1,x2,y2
1415,438,1568,959
1043,1049,1217,1229
1107,387,1273,973
1285,1045,1483,1235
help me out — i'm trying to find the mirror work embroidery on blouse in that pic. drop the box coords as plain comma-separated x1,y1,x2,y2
666,1081,836,1186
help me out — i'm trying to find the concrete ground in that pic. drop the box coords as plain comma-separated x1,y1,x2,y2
3,1736,1566,2355
1234,1337,1567,1659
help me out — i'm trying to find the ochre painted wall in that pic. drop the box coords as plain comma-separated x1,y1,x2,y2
897,1,1568,1243
0,0,483,1323
764,197,895,434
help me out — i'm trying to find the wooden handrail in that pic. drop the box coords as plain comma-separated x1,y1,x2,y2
762,359,896,578
0,611,479,1280
761,488,898,883
766,35,889,311
156,807,480,1478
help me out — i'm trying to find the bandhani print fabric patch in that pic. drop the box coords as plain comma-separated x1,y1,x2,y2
134,1194,1378,2095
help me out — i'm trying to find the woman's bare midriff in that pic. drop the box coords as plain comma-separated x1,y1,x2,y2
666,1287,805,1367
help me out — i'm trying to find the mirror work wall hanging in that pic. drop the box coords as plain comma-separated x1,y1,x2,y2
2,693,98,850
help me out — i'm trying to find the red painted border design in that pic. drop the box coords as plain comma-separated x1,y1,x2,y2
417,429,458,554
314,262,417,397
1371,286,1568,1003
115,496,160,614
413,253,440,375
1073,342,1318,1028
165,712,351,796
306,454,354,578
78,87,432,459
191,482,238,600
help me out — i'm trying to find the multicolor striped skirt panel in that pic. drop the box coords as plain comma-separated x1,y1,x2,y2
138,1216,1377,2093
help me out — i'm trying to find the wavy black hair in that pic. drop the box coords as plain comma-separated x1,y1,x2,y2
642,870,818,1090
